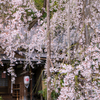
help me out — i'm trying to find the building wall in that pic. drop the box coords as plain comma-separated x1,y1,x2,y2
0,65,15,100
0,63,45,100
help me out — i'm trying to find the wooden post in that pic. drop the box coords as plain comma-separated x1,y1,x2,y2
30,69,32,100
47,0,51,100
24,86,27,100
17,91,18,100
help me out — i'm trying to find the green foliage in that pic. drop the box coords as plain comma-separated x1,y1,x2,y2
25,9,37,20
60,79,64,87
19,5,37,22
0,96,3,100
51,90,59,100
38,88,47,100
75,75,78,92
34,0,44,11
42,12,47,19
33,0,59,19
50,1,58,18
38,88,59,100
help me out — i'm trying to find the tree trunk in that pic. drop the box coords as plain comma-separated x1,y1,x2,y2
47,0,51,100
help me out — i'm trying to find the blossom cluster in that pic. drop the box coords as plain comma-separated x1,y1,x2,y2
0,0,100,99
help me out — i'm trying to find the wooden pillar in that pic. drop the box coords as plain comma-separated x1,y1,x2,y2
30,69,32,100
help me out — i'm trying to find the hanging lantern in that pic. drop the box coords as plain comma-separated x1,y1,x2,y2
24,76,30,88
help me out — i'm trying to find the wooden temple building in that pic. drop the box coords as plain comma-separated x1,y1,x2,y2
0,50,46,100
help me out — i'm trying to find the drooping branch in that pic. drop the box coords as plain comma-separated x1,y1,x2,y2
67,0,70,63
